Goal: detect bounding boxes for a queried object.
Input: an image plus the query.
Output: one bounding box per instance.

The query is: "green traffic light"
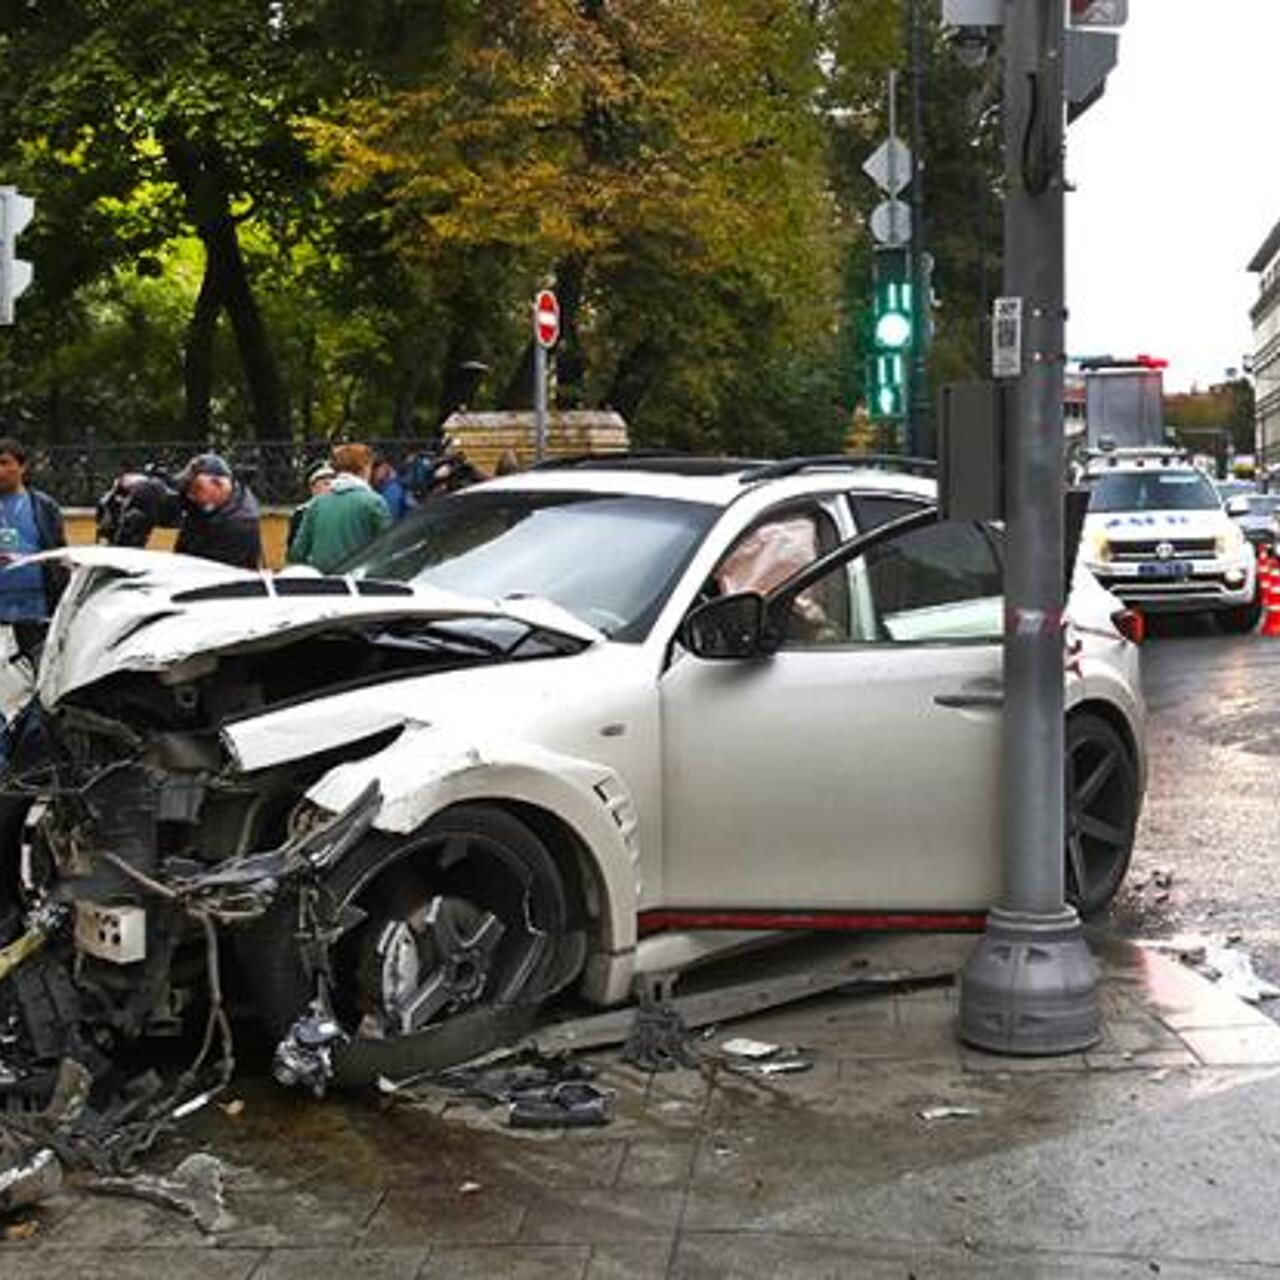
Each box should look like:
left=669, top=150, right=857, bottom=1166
left=875, top=311, right=911, bottom=349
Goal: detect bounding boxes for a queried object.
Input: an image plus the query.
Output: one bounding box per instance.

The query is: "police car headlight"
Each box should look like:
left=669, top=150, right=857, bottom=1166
left=1216, top=525, right=1245, bottom=557
left=1083, top=528, right=1111, bottom=563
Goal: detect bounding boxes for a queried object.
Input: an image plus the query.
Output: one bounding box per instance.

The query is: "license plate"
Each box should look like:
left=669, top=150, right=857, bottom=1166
left=1137, top=561, right=1190, bottom=579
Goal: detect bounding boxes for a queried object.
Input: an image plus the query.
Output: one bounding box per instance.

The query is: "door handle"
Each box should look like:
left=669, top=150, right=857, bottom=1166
left=934, top=690, right=1003, bottom=709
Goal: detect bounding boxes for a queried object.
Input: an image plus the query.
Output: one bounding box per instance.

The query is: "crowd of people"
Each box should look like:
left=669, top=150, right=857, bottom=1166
left=0, top=433, right=498, bottom=660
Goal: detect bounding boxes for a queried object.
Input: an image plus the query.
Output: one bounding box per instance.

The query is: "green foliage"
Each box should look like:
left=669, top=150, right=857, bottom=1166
left=0, top=0, right=989, bottom=460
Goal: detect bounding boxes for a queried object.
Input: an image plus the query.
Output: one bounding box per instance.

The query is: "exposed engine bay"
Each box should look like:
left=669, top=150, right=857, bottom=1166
left=0, top=585, right=595, bottom=1181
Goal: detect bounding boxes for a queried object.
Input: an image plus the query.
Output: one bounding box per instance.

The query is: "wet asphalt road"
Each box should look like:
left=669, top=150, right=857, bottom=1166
left=1108, top=613, right=1280, bottom=992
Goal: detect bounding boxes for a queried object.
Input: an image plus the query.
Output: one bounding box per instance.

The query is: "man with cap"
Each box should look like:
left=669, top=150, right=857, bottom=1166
left=286, top=461, right=335, bottom=557
left=173, top=453, right=263, bottom=569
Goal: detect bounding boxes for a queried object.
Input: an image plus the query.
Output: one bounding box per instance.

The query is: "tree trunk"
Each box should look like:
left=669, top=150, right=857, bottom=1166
left=162, top=131, right=291, bottom=443
left=552, top=256, right=586, bottom=409
left=183, top=259, right=221, bottom=439
left=499, top=341, right=536, bottom=411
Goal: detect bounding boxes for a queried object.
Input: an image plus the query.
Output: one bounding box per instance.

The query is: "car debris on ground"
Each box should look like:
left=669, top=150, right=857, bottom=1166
left=1140, top=936, right=1280, bottom=1004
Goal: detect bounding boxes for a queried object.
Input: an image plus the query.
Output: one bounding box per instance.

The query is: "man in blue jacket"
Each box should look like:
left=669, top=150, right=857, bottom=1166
left=0, top=435, right=67, bottom=653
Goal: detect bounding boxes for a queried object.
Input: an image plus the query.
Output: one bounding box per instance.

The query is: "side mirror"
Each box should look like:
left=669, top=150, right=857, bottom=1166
left=680, top=592, right=769, bottom=660
left=1226, top=495, right=1250, bottom=516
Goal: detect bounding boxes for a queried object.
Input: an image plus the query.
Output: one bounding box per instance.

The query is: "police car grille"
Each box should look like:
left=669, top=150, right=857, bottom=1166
left=1111, top=537, right=1217, bottom=561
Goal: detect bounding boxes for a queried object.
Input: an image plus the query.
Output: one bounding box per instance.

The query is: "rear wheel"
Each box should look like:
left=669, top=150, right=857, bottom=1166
left=253, top=803, right=571, bottom=1086
left=1064, top=713, right=1139, bottom=917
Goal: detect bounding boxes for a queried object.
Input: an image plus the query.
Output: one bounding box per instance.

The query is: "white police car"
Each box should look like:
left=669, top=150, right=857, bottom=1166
left=1079, top=448, right=1258, bottom=632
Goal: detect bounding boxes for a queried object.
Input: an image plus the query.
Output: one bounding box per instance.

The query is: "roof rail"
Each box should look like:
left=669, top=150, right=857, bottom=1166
left=528, top=451, right=765, bottom=477
left=529, top=449, right=688, bottom=471
left=738, top=454, right=937, bottom=485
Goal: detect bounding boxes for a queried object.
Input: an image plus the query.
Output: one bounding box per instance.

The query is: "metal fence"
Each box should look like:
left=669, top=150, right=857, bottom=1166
left=33, top=439, right=430, bottom=508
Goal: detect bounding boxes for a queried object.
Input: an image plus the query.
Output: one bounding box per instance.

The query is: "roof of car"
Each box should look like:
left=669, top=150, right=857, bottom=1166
left=476, top=457, right=938, bottom=507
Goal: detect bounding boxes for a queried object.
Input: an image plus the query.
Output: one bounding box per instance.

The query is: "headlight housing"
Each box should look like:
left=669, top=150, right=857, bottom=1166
left=1082, top=527, right=1111, bottom=564
left=1216, top=524, right=1245, bottom=557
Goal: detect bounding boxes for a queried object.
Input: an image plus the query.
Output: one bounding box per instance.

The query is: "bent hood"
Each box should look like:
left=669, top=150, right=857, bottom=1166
left=34, top=547, right=603, bottom=707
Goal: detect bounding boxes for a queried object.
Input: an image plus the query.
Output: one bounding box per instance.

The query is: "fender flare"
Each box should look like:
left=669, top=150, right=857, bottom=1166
left=303, top=724, right=640, bottom=963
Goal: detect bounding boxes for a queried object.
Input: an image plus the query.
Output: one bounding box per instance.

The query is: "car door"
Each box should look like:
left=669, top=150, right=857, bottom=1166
left=660, top=508, right=1005, bottom=912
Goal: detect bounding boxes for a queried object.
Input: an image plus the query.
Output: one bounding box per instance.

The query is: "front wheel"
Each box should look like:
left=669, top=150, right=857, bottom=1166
left=1064, top=713, right=1139, bottom=917
left=251, top=804, right=571, bottom=1086
left=1217, top=601, right=1262, bottom=634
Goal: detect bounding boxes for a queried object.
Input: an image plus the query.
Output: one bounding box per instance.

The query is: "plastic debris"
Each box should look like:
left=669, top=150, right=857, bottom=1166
left=1201, top=943, right=1280, bottom=1004
left=719, top=1037, right=780, bottom=1059
left=719, top=1039, right=814, bottom=1078
left=383, top=1047, right=617, bottom=1131
left=917, top=1105, right=981, bottom=1121
left=621, top=998, right=700, bottom=1072
left=507, top=1080, right=615, bottom=1129
left=273, top=1002, right=348, bottom=1097
left=458, top=1180, right=482, bottom=1195
left=0, top=1147, right=62, bottom=1212
left=85, top=1152, right=228, bottom=1234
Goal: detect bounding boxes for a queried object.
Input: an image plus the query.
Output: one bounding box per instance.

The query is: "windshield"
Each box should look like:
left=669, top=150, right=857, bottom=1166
left=1090, top=471, right=1221, bottom=513
left=344, top=489, right=719, bottom=641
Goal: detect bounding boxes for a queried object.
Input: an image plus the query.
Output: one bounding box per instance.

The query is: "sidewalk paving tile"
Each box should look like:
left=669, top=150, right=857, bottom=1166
left=614, top=1138, right=697, bottom=1187
left=365, top=1186, right=526, bottom=1247
left=667, top=1233, right=1277, bottom=1278
left=0, top=1246, right=264, bottom=1279
left=1176, top=1024, right=1280, bottom=1066
left=515, top=1185, right=684, bottom=1243
left=422, top=1243, right=588, bottom=1278
left=248, top=1246, right=428, bottom=1280
left=583, top=1240, right=676, bottom=1279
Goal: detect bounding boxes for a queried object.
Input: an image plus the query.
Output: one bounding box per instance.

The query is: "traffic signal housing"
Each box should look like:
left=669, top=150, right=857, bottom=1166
left=0, top=187, right=35, bottom=326
left=870, top=246, right=912, bottom=421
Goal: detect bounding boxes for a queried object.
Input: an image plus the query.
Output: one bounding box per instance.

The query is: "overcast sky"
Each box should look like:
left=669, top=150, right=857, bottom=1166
left=1065, top=0, right=1280, bottom=392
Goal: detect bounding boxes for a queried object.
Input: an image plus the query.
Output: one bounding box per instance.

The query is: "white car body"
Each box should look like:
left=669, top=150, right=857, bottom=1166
left=32, top=463, right=1146, bottom=1012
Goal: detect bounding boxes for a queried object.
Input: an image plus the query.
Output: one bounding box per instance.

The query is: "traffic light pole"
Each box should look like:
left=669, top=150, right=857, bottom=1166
left=958, top=0, right=1101, bottom=1055
left=907, top=0, right=930, bottom=457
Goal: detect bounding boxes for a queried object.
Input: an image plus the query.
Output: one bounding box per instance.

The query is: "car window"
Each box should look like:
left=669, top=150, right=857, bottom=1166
left=848, top=493, right=930, bottom=533
left=779, top=519, right=1003, bottom=647
left=710, top=506, right=850, bottom=646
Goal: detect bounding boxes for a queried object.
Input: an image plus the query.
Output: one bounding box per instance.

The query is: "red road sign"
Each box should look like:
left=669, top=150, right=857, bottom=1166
left=534, top=289, right=560, bottom=348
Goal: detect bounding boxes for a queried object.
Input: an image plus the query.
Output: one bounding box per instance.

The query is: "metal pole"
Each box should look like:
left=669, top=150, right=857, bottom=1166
left=907, top=0, right=930, bottom=457
left=534, top=341, right=548, bottom=463
left=958, top=0, right=1100, bottom=1056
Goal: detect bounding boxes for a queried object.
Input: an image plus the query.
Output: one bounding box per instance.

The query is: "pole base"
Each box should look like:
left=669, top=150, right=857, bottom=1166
left=958, top=907, right=1101, bottom=1055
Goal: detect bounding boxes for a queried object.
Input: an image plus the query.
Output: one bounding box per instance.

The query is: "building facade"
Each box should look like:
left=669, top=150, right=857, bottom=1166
left=1248, top=218, right=1280, bottom=479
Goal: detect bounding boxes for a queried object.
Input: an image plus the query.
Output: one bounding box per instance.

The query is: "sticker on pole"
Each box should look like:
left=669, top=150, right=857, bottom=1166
left=992, top=297, right=1023, bottom=379
left=534, top=289, right=560, bottom=349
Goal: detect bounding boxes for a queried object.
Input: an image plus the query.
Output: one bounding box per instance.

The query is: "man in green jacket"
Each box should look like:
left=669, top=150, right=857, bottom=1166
left=288, top=443, right=391, bottom=572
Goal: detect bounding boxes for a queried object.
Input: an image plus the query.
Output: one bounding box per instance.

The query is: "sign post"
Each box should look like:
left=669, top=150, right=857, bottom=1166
left=533, top=289, right=560, bottom=463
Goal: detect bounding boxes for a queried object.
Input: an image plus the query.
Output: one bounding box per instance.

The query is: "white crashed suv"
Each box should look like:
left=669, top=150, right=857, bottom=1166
left=1079, top=448, right=1258, bottom=632
left=5, top=458, right=1147, bottom=1085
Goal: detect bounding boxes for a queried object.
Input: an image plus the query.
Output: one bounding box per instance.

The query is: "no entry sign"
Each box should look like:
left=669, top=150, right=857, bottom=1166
left=534, top=289, right=560, bottom=348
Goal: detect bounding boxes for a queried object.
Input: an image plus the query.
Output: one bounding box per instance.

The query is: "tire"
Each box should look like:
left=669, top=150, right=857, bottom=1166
left=250, top=803, right=570, bottom=1086
left=1217, top=601, right=1261, bottom=634
left=1064, top=712, right=1139, bottom=917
